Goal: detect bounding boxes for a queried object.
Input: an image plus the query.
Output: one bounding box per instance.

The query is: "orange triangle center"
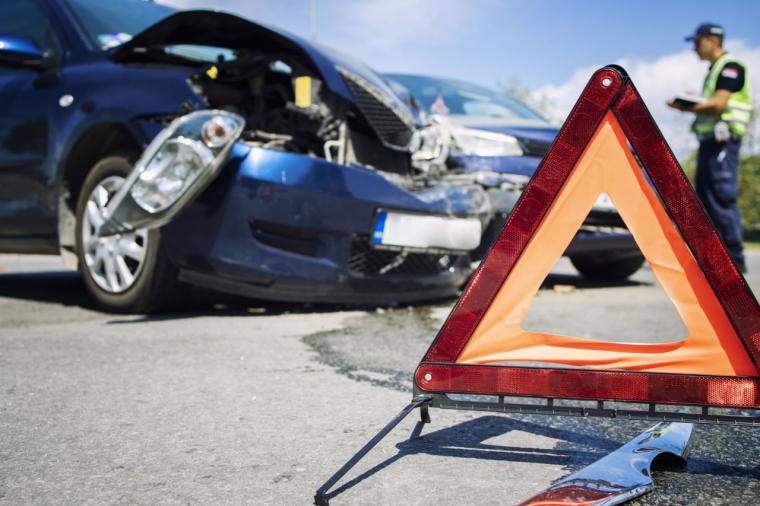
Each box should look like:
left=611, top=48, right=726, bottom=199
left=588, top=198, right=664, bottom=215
left=456, top=112, right=756, bottom=377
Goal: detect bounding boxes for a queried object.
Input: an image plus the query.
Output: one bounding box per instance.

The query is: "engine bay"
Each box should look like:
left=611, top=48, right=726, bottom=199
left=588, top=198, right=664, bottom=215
left=186, top=50, right=450, bottom=184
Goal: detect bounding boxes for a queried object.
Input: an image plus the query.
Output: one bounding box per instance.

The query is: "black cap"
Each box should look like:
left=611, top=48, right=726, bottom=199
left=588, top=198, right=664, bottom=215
left=685, top=22, right=725, bottom=41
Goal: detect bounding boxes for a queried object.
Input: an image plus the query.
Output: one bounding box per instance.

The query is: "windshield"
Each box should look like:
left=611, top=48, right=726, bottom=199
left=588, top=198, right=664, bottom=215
left=65, top=0, right=175, bottom=50
left=386, top=74, right=546, bottom=121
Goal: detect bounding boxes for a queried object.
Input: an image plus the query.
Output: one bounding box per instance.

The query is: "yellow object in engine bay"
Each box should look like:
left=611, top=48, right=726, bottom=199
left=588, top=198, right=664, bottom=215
left=294, top=76, right=312, bottom=108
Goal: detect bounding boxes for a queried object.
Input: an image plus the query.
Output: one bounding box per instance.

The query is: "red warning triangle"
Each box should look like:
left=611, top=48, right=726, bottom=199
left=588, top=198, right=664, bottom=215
left=415, top=66, right=760, bottom=409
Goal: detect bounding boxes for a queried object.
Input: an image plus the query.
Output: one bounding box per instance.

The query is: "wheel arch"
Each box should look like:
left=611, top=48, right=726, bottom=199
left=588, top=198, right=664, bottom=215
left=58, top=123, right=143, bottom=267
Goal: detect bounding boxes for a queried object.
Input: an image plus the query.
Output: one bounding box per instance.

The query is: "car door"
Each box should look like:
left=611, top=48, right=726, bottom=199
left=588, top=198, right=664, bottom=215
left=0, top=0, right=64, bottom=252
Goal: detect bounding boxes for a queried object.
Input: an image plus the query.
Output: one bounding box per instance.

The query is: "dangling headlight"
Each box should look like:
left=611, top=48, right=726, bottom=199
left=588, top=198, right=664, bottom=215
left=450, top=126, right=523, bottom=157
left=130, top=111, right=244, bottom=213
left=98, top=110, right=245, bottom=235
left=130, top=137, right=215, bottom=213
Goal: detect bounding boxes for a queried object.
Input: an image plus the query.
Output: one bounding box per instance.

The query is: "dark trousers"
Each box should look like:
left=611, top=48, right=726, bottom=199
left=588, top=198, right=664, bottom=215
left=695, top=138, right=744, bottom=264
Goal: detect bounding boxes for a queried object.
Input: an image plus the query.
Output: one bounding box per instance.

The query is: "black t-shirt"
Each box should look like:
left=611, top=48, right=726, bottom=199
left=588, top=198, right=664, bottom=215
left=714, top=61, right=746, bottom=92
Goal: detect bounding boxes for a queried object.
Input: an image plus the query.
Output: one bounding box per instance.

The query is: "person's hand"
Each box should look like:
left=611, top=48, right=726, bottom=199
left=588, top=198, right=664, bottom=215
left=667, top=97, right=685, bottom=111
left=667, top=97, right=694, bottom=112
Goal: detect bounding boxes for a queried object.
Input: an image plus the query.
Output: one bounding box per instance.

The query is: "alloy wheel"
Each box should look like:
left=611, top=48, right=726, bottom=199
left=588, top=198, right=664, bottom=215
left=81, top=176, right=149, bottom=293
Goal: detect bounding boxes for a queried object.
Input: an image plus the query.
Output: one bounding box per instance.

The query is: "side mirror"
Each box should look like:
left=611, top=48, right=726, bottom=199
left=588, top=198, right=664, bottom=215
left=0, top=35, right=54, bottom=71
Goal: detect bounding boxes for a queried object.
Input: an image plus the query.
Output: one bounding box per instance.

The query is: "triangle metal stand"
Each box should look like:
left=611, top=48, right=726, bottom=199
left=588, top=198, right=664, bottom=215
left=314, top=395, right=432, bottom=506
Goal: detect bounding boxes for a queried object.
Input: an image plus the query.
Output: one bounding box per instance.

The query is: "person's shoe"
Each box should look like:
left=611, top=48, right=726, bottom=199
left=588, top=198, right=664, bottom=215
left=736, top=258, right=747, bottom=274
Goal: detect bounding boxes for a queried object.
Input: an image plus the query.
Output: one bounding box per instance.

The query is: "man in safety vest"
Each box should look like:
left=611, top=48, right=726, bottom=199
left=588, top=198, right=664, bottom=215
left=668, top=22, right=752, bottom=273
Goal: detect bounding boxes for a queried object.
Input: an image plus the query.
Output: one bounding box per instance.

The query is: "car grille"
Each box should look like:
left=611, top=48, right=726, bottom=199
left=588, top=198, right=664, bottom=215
left=337, top=67, right=414, bottom=149
left=249, top=219, right=322, bottom=257
left=348, top=235, right=460, bottom=276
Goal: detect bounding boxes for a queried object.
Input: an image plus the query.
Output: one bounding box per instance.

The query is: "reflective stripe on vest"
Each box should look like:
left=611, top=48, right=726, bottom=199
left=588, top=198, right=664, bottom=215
left=692, top=53, right=753, bottom=137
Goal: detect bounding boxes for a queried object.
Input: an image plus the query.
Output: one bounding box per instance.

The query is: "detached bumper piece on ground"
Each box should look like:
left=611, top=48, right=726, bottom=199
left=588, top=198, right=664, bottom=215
left=518, top=422, right=693, bottom=506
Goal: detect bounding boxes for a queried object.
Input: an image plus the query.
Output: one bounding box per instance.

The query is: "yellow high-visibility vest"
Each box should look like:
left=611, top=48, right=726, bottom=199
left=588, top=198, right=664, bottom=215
left=692, top=53, right=753, bottom=137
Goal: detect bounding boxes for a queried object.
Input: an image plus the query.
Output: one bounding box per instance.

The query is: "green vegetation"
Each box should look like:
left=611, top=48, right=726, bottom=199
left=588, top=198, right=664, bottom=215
left=680, top=150, right=697, bottom=183
left=746, top=229, right=760, bottom=249
left=738, top=155, right=760, bottom=233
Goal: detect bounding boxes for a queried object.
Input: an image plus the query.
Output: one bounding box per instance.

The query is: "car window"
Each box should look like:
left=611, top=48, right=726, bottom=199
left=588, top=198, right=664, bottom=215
left=386, top=74, right=546, bottom=121
left=163, top=45, right=236, bottom=63
left=65, top=0, right=175, bottom=50
left=462, top=99, right=522, bottom=118
left=0, top=0, right=57, bottom=78
left=0, top=0, right=53, bottom=51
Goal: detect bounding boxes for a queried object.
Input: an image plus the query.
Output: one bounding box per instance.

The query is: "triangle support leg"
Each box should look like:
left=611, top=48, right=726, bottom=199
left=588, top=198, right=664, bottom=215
left=420, top=403, right=431, bottom=424
left=314, top=395, right=433, bottom=506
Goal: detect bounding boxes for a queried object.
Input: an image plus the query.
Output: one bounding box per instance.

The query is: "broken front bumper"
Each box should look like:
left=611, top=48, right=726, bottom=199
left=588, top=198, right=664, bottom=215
left=157, top=144, right=491, bottom=303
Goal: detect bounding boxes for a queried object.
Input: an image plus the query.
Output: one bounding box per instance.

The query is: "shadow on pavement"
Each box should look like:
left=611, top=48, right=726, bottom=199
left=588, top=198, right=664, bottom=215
left=0, top=269, right=443, bottom=320
left=0, top=267, right=648, bottom=321
left=0, top=269, right=321, bottom=317
left=0, top=270, right=97, bottom=310
left=106, top=294, right=346, bottom=324
left=325, top=415, right=755, bottom=503
left=541, top=271, right=649, bottom=289
left=325, top=415, right=620, bottom=501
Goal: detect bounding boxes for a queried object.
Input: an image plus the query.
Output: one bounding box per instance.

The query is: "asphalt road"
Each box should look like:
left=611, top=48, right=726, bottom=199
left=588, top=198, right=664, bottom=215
left=1, top=252, right=759, bottom=505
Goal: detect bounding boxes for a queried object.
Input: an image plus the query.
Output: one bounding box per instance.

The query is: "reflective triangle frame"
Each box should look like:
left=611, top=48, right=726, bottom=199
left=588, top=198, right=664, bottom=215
left=415, top=65, right=760, bottom=415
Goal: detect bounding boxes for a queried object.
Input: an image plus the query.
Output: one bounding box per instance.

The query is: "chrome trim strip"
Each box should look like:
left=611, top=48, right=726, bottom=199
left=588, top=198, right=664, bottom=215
left=519, top=422, right=693, bottom=506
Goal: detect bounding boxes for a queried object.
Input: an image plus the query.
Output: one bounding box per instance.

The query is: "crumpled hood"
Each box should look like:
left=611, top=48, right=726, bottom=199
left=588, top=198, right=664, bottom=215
left=112, top=10, right=412, bottom=120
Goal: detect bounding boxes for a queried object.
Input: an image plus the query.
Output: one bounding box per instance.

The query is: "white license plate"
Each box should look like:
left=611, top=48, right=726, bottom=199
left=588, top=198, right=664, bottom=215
left=372, top=210, right=482, bottom=251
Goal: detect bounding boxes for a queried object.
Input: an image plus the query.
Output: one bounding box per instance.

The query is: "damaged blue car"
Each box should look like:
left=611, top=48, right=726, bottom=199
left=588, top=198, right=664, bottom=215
left=385, top=73, right=644, bottom=280
left=0, top=0, right=490, bottom=312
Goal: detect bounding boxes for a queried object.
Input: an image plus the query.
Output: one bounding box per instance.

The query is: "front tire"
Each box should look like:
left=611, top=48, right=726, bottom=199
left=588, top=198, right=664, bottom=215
left=75, top=153, right=177, bottom=313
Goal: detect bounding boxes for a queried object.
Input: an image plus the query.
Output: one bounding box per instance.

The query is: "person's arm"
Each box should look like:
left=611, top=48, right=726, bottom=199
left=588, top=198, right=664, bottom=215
left=691, top=90, right=731, bottom=114
left=667, top=62, right=744, bottom=114
left=667, top=90, right=730, bottom=113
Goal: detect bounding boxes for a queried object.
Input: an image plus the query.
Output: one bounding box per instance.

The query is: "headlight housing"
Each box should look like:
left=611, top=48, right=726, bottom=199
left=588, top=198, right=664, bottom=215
left=450, top=126, right=523, bottom=157
left=130, top=110, right=244, bottom=213
left=130, top=137, right=215, bottom=213
left=98, top=110, right=245, bottom=235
